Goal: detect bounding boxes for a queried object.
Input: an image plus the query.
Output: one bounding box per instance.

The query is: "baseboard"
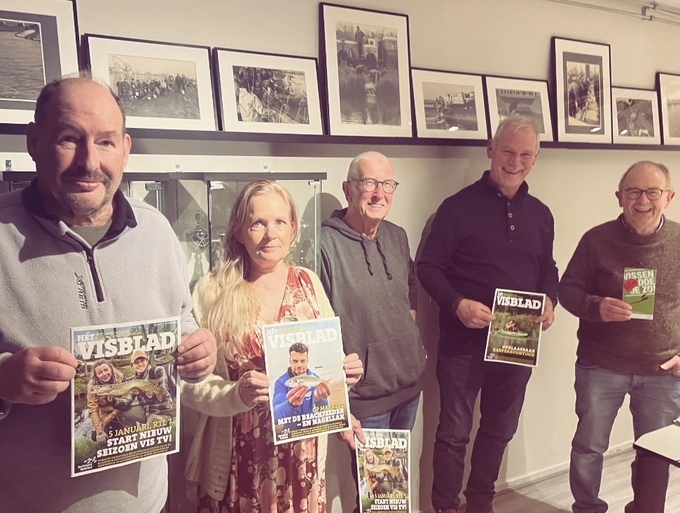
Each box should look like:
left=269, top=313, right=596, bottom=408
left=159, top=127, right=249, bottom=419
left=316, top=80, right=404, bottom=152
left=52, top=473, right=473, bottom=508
left=496, top=440, right=634, bottom=494
left=416, top=441, right=634, bottom=513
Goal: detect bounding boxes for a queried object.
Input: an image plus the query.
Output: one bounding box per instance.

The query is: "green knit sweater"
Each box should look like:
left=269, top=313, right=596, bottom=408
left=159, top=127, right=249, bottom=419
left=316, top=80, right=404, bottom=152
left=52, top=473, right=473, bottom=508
left=559, top=215, right=680, bottom=375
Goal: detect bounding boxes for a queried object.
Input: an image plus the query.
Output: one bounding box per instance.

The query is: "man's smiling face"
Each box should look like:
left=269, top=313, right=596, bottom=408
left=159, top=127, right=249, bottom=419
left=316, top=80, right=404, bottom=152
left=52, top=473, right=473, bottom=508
left=486, top=127, right=539, bottom=199
left=616, top=163, right=675, bottom=235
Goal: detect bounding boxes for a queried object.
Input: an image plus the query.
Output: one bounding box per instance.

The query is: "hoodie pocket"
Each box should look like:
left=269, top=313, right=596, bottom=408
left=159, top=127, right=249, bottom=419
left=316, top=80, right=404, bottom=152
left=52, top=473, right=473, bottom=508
left=354, top=330, right=427, bottom=399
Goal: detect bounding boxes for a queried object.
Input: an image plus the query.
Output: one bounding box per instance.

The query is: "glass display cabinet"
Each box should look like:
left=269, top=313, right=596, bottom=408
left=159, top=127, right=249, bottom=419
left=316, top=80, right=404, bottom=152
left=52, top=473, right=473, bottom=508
left=1, top=171, right=325, bottom=287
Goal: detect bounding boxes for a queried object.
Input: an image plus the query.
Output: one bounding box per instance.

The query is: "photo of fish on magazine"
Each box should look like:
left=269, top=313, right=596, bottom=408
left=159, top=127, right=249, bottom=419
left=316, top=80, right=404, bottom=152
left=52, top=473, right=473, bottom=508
left=70, top=317, right=180, bottom=477
left=263, top=316, right=351, bottom=445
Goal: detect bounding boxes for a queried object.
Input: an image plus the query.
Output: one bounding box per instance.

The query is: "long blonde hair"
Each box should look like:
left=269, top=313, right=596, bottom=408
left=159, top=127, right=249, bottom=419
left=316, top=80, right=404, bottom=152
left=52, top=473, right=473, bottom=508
left=197, top=180, right=299, bottom=351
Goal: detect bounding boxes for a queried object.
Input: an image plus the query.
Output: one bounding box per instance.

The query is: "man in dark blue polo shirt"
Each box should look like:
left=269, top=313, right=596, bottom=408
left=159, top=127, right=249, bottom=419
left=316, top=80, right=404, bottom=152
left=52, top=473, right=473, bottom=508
left=418, top=116, right=559, bottom=513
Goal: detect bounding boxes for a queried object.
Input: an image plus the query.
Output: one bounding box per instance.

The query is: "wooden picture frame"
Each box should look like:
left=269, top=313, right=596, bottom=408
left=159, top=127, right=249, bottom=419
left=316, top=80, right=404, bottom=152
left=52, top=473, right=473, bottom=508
left=484, top=76, right=553, bottom=141
left=411, top=68, right=487, bottom=140
left=83, top=34, right=217, bottom=131
left=214, top=48, right=323, bottom=135
left=0, top=0, right=79, bottom=124
left=611, top=87, right=660, bottom=145
left=319, top=3, right=413, bottom=137
left=552, top=37, right=612, bottom=143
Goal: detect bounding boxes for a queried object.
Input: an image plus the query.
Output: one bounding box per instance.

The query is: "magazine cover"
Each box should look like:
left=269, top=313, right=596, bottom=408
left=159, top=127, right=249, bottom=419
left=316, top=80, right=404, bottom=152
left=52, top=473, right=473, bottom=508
left=484, top=288, right=546, bottom=367
left=356, top=428, right=410, bottom=513
left=71, top=317, right=180, bottom=477
left=622, top=267, right=656, bottom=320
left=263, top=316, right=350, bottom=445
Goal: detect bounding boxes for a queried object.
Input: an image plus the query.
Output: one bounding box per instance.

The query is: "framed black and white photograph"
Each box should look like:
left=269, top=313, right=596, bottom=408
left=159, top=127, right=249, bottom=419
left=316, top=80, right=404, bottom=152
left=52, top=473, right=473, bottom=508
left=411, top=68, right=487, bottom=140
left=0, top=0, right=79, bottom=124
left=657, top=72, right=680, bottom=145
left=484, top=76, right=553, bottom=141
left=552, top=37, right=612, bottom=143
left=84, top=34, right=217, bottom=131
left=611, top=87, right=660, bottom=145
left=320, top=3, right=413, bottom=137
left=214, top=48, right=323, bottom=135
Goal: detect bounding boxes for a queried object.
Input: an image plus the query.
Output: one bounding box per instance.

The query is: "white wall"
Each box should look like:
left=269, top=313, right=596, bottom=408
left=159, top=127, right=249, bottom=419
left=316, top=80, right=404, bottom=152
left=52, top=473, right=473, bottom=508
left=3, top=1, right=680, bottom=511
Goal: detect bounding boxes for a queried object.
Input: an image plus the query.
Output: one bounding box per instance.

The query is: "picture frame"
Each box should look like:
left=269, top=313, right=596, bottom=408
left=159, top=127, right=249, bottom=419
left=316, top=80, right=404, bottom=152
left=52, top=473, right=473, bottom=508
left=83, top=34, right=217, bottom=131
left=611, top=87, right=660, bottom=145
left=552, top=37, right=612, bottom=143
left=411, top=68, right=487, bottom=140
left=0, top=0, right=79, bottom=124
left=484, top=76, right=553, bottom=142
left=214, top=48, right=323, bottom=135
left=319, top=3, right=413, bottom=137
left=657, top=72, right=680, bottom=145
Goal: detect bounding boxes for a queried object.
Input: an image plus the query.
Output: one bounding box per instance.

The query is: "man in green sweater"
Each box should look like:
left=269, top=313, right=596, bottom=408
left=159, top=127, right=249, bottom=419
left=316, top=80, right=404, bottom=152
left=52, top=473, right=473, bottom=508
left=559, top=161, right=680, bottom=513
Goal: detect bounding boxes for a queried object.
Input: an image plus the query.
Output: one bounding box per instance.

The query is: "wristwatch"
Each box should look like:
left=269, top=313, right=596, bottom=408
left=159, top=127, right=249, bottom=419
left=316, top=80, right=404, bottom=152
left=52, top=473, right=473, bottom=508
left=0, top=399, right=11, bottom=420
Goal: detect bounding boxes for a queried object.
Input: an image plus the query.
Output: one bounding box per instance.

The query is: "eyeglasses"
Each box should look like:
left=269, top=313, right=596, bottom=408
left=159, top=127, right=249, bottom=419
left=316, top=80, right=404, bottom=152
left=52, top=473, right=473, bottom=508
left=351, top=178, right=399, bottom=194
left=623, top=188, right=670, bottom=200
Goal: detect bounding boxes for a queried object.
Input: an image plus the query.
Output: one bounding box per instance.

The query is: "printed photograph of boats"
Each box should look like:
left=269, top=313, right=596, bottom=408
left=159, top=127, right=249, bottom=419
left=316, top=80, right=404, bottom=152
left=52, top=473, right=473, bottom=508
left=485, top=288, right=546, bottom=367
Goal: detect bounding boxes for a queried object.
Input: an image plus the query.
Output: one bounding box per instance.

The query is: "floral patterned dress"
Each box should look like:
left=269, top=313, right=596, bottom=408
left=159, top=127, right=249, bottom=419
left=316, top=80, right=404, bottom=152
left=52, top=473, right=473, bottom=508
left=198, top=267, right=327, bottom=513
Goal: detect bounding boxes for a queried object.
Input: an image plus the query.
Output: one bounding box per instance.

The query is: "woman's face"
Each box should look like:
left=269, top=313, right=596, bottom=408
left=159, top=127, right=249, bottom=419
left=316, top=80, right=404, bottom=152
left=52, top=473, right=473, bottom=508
left=94, top=363, right=112, bottom=383
left=239, top=192, right=295, bottom=272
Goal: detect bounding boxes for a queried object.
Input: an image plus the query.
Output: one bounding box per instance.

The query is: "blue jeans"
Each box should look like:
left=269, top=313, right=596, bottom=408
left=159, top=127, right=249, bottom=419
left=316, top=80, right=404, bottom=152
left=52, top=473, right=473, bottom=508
left=432, top=335, right=532, bottom=512
left=570, top=358, right=680, bottom=513
left=357, top=393, right=420, bottom=430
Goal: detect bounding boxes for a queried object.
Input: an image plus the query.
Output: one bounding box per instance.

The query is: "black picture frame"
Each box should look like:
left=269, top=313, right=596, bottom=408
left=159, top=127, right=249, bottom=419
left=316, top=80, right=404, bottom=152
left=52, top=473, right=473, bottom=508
left=484, top=75, right=553, bottom=141
left=657, top=72, right=680, bottom=145
left=552, top=37, right=612, bottom=143
left=214, top=48, right=323, bottom=135
left=611, top=86, right=660, bottom=145
left=0, top=0, right=79, bottom=124
left=319, top=2, right=413, bottom=137
left=83, top=34, right=218, bottom=131
left=411, top=68, right=488, bottom=140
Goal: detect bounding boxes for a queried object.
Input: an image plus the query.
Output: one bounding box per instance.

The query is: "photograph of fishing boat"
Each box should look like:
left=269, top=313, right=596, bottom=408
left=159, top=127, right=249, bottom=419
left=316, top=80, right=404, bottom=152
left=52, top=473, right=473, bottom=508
left=411, top=68, right=487, bottom=139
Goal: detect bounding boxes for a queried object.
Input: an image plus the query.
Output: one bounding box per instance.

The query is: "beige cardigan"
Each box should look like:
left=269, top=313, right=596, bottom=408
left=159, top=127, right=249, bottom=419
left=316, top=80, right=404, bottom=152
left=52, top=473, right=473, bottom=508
left=182, top=267, right=335, bottom=501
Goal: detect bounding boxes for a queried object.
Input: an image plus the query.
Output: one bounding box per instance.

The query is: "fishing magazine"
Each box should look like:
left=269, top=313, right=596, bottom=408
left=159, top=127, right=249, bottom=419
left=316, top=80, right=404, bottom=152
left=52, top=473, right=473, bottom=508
left=263, top=316, right=351, bottom=445
left=356, top=428, right=411, bottom=513
left=70, top=317, right=181, bottom=477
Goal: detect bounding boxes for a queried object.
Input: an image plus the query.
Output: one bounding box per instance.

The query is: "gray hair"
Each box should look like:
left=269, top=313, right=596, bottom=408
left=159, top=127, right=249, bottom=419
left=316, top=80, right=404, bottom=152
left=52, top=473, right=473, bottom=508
left=491, top=116, right=540, bottom=152
left=618, top=161, right=672, bottom=191
left=346, top=151, right=389, bottom=181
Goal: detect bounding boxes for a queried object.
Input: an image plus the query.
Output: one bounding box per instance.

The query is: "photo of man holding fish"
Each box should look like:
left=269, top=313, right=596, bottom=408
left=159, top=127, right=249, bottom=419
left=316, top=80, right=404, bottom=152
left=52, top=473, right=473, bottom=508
left=273, top=342, right=330, bottom=420
left=264, top=316, right=351, bottom=444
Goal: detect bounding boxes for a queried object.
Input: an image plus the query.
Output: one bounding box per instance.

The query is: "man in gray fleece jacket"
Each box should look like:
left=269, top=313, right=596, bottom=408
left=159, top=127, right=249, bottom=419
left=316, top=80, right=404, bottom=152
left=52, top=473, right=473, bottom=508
left=320, top=152, right=427, bottom=429
left=0, top=76, right=216, bottom=513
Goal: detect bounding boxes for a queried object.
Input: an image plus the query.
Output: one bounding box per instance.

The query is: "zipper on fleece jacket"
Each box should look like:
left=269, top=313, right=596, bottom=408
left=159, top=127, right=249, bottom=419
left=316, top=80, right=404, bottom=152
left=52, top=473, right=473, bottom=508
left=85, top=247, right=105, bottom=303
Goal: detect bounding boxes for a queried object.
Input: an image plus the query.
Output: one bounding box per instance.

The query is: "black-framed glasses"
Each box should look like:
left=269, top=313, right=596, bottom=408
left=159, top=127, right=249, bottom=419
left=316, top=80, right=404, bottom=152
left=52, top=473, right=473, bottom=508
left=351, top=178, right=399, bottom=194
left=623, top=188, right=670, bottom=200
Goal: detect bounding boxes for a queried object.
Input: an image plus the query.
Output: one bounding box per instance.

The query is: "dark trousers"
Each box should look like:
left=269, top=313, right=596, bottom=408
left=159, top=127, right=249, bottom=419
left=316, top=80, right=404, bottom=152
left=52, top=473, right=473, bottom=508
left=431, top=335, right=532, bottom=512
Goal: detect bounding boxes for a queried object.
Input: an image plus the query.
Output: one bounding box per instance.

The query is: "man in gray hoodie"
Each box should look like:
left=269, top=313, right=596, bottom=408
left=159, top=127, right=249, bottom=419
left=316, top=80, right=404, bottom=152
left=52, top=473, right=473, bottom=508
left=320, top=151, right=426, bottom=430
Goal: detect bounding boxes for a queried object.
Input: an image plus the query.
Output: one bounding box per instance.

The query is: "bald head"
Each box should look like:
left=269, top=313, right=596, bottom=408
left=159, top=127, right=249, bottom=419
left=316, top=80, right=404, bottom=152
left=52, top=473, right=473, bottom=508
left=34, top=76, right=127, bottom=133
left=346, top=151, right=392, bottom=181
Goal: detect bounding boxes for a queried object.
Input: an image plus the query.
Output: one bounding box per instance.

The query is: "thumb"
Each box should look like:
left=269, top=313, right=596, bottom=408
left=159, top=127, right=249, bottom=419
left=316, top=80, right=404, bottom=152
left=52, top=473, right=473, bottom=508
left=660, top=355, right=680, bottom=370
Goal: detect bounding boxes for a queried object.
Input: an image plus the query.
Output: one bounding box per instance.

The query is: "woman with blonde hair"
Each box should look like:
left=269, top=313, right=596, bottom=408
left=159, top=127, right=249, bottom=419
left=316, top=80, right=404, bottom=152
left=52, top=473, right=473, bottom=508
left=86, top=359, right=124, bottom=443
left=183, top=180, right=363, bottom=513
